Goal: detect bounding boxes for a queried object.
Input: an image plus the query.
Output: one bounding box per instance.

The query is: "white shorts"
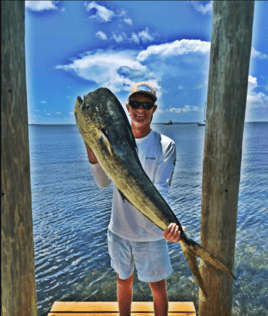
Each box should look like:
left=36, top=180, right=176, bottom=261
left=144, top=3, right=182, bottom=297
left=107, top=229, right=173, bottom=283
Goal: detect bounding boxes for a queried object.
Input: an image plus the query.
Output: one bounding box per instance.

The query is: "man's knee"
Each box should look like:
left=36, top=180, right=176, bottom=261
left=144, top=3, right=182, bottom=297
left=117, top=274, right=133, bottom=285
left=149, top=279, right=166, bottom=293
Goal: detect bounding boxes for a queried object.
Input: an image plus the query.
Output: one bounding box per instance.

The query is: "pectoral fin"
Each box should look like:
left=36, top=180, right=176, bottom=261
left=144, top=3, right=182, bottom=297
left=118, top=189, right=135, bottom=207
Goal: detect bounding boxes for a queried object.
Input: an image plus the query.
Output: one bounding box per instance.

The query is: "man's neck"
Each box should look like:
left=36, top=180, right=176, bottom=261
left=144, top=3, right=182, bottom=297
left=131, top=122, right=151, bottom=139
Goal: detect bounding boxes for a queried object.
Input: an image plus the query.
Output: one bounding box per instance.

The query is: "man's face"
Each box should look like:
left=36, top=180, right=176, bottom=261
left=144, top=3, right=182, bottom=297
left=126, top=94, right=157, bottom=125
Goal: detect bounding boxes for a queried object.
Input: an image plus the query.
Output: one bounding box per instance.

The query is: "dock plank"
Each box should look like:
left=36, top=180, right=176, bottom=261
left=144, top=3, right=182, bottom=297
left=48, top=314, right=195, bottom=316
left=48, top=301, right=196, bottom=315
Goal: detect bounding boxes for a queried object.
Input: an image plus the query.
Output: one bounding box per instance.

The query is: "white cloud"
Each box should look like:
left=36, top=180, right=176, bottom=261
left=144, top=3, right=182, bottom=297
left=167, top=105, right=199, bottom=113
left=25, top=1, right=58, bottom=11
left=109, top=29, right=155, bottom=44
left=138, top=27, right=155, bottom=43
left=85, top=1, right=115, bottom=23
left=56, top=112, right=61, bottom=115
left=251, top=47, right=268, bottom=60
left=190, top=1, right=213, bottom=15
left=118, top=9, right=127, bottom=16
left=56, top=49, right=149, bottom=93
left=248, top=92, right=268, bottom=107
left=40, top=100, right=47, bottom=104
left=124, top=18, right=132, bottom=25
left=247, top=76, right=268, bottom=108
left=111, top=32, right=127, bottom=43
left=194, top=83, right=206, bottom=89
left=130, top=33, right=140, bottom=44
left=248, top=75, right=257, bottom=89
left=56, top=39, right=212, bottom=102
left=137, top=39, right=210, bottom=61
left=46, top=113, right=51, bottom=115
left=96, top=31, right=108, bottom=40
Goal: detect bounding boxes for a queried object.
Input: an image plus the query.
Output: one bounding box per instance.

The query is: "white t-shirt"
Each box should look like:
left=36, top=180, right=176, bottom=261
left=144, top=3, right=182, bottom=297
left=90, top=129, right=176, bottom=242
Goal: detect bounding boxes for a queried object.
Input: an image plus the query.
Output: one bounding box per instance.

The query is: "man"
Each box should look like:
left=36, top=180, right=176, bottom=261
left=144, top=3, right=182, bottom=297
left=85, top=82, right=181, bottom=316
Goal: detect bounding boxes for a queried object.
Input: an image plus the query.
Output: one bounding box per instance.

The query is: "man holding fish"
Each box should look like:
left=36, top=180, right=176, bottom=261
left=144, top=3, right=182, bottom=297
left=84, top=82, right=181, bottom=316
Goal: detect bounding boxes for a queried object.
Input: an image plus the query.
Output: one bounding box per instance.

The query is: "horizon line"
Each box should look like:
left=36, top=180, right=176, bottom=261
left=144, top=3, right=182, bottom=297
left=28, top=121, right=268, bottom=126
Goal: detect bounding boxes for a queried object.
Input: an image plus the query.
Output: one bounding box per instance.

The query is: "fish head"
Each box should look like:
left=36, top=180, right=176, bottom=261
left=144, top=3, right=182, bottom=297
left=74, top=87, right=132, bottom=139
left=74, top=92, right=108, bottom=134
left=74, top=87, right=137, bottom=158
left=74, top=88, right=123, bottom=132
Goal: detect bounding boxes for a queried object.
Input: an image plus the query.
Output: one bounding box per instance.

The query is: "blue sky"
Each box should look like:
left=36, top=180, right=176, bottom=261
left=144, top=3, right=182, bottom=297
left=25, top=1, right=268, bottom=124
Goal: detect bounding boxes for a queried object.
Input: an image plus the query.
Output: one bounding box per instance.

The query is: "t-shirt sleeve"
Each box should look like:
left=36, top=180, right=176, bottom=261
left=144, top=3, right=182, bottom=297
left=153, top=141, right=176, bottom=201
left=90, top=163, right=112, bottom=188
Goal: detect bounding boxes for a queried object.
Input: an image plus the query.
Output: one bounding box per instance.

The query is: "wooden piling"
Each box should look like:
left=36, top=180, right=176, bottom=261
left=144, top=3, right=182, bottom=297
left=199, top=1, right=254, bottom=315
left=1, top=1, right=37, bottom=315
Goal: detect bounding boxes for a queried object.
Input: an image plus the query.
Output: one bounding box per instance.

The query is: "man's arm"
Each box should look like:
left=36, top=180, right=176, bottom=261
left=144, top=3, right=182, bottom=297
left=84, top=141, right=111, bottom=188
left=154, top=140, right=176, bottom=202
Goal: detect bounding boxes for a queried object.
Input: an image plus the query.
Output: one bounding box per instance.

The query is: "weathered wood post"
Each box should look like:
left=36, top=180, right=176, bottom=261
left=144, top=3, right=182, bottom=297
left=1, top=1, right=38, bottom=315
left=199, top=1, right=254, bottom=315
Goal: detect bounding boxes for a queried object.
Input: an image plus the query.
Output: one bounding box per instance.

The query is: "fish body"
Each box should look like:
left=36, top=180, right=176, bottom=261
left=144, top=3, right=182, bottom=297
left=74, top=87, right=235, bottom=299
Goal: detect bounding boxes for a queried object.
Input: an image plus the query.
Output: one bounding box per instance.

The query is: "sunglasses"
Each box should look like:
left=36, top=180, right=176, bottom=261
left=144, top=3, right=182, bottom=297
left=129, top=99, right=155, bottom=110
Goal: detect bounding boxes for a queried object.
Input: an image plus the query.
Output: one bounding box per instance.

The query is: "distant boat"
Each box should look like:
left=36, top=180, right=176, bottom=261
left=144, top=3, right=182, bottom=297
left=197, top=103, right=206, bottom=126
left=164, top=120, right=173, bottom=125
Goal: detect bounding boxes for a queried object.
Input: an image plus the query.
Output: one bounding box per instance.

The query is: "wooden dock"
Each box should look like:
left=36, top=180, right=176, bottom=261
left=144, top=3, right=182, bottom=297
left=48, top=301, right=196, bottom=315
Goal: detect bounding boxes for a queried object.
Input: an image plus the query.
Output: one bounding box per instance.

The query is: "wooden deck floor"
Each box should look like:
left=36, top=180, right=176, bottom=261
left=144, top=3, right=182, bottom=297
left=48, top=301, right=196, bottom=316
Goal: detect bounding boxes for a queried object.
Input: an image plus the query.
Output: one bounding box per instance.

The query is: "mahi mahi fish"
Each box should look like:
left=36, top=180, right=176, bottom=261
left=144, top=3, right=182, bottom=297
left=74, top=87, right=235, bottom=299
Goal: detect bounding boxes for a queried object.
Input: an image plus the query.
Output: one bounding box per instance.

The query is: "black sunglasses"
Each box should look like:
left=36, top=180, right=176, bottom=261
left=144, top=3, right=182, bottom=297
left=129, top=99, right=155, bottom=110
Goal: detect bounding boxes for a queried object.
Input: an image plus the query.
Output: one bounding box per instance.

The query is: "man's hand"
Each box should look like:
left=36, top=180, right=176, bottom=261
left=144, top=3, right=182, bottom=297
left=163, top=223, right=185, bottom=242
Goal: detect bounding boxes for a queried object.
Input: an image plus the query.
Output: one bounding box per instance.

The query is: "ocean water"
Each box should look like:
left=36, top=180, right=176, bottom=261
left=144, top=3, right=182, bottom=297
left=28, top=122, right=268, bottom=316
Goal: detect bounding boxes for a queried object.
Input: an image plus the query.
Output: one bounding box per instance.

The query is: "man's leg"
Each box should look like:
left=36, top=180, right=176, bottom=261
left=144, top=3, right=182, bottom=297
left=117, top=274, right=134, bottom=316
left=149, top=279, right=168, bottom=316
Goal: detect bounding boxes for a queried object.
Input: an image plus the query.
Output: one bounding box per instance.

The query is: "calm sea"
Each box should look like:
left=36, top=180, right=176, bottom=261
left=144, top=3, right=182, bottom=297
left=28, top=122, right=268, bottom=316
